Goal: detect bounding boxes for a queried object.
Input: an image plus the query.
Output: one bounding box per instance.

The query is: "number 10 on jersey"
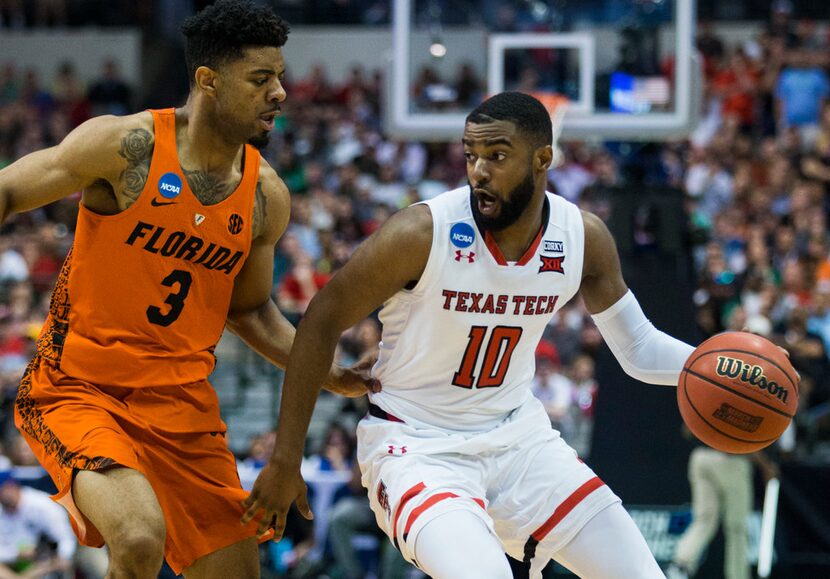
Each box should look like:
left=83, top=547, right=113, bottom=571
left=452, top=325, right=523, bottom=389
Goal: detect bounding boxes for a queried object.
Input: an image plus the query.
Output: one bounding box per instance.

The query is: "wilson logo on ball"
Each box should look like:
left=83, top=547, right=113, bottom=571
left=715, top=356, right=789, bottom=404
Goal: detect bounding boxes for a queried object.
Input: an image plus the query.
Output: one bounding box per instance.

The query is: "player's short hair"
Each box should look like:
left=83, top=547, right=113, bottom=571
left=466, top=92, right=552, bottom=150
left=181, top=0, right=290, bottom=86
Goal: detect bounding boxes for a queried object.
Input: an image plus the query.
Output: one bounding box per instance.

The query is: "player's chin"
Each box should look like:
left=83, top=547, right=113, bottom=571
left=248, top=132, right=271, bottom=149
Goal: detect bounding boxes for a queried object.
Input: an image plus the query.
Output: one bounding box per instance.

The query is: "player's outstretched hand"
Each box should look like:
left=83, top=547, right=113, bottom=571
left=325, top=350, right=381, bottom=398
left=241, top=461, right=312, bottom=540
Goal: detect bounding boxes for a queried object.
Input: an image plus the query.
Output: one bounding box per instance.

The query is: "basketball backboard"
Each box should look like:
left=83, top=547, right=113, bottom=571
left=385, top=0, right=701, bottom=142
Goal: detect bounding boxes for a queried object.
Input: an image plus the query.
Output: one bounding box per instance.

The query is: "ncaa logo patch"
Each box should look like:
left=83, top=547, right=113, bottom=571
left=158, top=172, right=183, bottom=199
left=228, top=213, right=244, bottom=235
left=450, top=222, right=475, bottom=248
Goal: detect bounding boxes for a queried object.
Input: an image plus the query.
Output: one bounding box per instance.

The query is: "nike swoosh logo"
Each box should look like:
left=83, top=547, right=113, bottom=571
left=151, top=198, right=177, bottom=207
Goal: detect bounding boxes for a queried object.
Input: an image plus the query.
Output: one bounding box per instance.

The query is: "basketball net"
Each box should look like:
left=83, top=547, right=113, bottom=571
left=529, top=92, right=568, bottom=168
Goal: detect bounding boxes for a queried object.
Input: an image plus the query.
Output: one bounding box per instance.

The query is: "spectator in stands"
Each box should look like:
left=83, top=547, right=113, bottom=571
left=800, top=102, right=830, bottom=189
left=293, top=63, right=336, bottom=105
left=568, top=353, right=598, bottom=458
left=695, top=21, right=725, bottom=81
left=0, top=469, right=76, bottom=577
left=775, top=50, right=830, bottom=150
left=87, top=59, right=132, bottom=117
left=277, top=252, right=330, bottom=323
left=369, top=163, right=408, bottom=208
left=766, top=0, right=798, bottom=48
left=684, top=149, right=734, bottom=221
left=454, top=62, right=483, bottom=109
left=33, top=0, right=66, bottom=28
left=288, top=196, right=323, bottom=259
left=328, top=461, right=410, bottom=579
left=541, top=305, right=582, bottom=367
left=531, top=341, right=573, bottom=435
left=0, top=0, right=24, bottom=29
left=0, top=237, right=27, bottom=283
left=711, top=49, right=760, bottom=133
left=776, top=307, right=827, bottom=411
left=237, top=431, right=276, bottom=492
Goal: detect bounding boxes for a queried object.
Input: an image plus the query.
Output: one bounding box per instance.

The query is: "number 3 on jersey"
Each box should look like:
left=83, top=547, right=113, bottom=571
left=452, top=325, right=523, bottom=389
left=147, top=269, right=192, bottom=327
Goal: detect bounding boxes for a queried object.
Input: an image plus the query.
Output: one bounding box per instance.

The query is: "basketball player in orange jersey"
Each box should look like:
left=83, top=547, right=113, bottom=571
left=0, top=1, right=374, bottom=577
left=244, top=92, right=700, bottom=578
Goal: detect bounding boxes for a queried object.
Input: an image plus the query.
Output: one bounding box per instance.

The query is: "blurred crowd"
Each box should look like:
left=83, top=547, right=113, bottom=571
left=0, top=3, right=830, bottom=577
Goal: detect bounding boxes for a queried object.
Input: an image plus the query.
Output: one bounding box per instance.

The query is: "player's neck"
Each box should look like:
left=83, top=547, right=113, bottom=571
left=176, top=103, right=244, bottom=172
left=487, top=193, right=546, bottom=261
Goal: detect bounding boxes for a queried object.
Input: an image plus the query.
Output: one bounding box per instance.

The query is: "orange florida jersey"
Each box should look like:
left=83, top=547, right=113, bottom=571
left=369, top=187, right=585, bottom=431
left=37, top=109, right=259, bottom=387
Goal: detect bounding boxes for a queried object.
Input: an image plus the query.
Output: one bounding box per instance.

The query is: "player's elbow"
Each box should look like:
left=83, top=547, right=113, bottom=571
left=301, top=291, right=351, bottom=338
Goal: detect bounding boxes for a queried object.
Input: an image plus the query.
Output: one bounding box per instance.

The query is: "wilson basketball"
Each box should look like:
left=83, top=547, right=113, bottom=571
left=678, top=332, right=798, bottom=454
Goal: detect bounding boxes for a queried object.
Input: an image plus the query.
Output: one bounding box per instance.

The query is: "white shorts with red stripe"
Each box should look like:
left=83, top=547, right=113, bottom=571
left=357, top=397, right=620, bottom=569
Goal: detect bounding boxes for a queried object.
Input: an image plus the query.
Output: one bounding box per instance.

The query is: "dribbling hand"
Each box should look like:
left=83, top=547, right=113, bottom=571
left=241, top=461, right=313, bottom=540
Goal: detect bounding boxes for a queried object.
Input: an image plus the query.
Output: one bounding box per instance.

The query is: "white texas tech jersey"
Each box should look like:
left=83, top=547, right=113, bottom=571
left=370, top=187, right=585, bottom=431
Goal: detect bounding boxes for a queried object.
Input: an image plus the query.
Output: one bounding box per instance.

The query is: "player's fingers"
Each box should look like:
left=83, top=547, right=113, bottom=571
left=241, top=492, right=255, bottom=509
left=240, top=500, right=261, bottom=524
left=297, top=491, right=314, bottom=520
left=256, top=511, right=275, bottom=537
left=271, top=511, right=288, bottom=541
left=369, top=378, right=382, bottom=393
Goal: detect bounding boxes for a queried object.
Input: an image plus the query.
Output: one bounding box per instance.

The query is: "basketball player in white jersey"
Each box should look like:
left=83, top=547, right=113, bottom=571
left=244, top=92, right=696, bottom=578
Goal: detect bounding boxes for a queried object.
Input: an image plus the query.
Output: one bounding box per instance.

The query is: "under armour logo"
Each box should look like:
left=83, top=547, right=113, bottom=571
left=387, top=445, right=407, bottom=455
left=539, top=255, right=565, bottom=273
left=455, top=250, right=475, bottom=263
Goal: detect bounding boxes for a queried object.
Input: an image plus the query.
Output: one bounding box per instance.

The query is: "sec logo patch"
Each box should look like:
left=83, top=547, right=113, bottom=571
left=228, top=213, right=244, bottom=235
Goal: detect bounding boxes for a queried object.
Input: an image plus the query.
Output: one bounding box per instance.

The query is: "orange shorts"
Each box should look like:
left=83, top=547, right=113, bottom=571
left=14, top=356, right=263, bottom=574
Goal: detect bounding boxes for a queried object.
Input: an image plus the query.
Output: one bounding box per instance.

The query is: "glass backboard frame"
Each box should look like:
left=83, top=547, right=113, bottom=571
left=385, top=0, right=701, bottom=142
left=487, top=33, right=595, bottom=116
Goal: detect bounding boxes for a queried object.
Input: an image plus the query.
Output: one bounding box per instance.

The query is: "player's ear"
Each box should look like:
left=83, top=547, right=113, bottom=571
left=194, top=66, right=218, bottom=97
left=536, top=145, right=553, bottom=172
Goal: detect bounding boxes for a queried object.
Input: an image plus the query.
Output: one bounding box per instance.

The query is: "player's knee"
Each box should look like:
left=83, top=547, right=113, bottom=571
left=108, top=518, right=166, bottom=568
left=413, top=511, right=512, bottom=579
left=419, top=548, right=511, bottom=579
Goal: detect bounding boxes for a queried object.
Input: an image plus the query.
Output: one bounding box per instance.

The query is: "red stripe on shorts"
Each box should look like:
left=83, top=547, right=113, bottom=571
left=403, top=492, right=459, bottom=536
left=402, top=493, right=486, bottom=537
left=393, top=482, right=426, bottom=540
left=530, top=476, right=605, bottom=542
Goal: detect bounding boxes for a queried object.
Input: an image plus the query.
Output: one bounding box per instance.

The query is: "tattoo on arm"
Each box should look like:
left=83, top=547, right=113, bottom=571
left=252, top=182, right=267, bottom=237
left=183, top=168, right=230, bottom=205
left=117, top=129, right=153, bottom=206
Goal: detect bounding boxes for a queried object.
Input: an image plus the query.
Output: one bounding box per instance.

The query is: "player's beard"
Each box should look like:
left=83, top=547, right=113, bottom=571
left=469, top=169, right=535, bottom=232
left=248, top=132, right=271, bottom=149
